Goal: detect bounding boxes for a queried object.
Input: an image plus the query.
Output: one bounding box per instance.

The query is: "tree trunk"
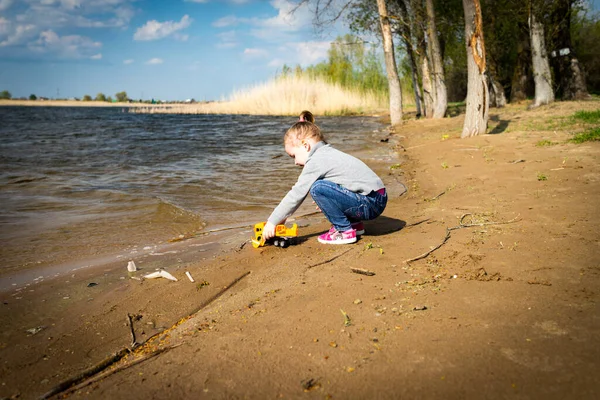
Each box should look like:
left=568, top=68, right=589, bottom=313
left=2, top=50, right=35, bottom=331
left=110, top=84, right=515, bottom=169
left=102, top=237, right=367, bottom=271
left=411, top=0, right=433, bottom=117
left=397, top=0, right=423, bottom=117
left=421, top=55, right=434, bottom=117
left=377, top=0, right=403, bottom=125
left=461, top=0, right=489, bottom=138
left=548, top=0, right=589, bottom=100
left=488, top=61, right=506, bottom=107
left=425, top=0, right=447, bottom=118
left=510, top=22, right=534, bottom=102
left=529, top=3, right=554, bottom=107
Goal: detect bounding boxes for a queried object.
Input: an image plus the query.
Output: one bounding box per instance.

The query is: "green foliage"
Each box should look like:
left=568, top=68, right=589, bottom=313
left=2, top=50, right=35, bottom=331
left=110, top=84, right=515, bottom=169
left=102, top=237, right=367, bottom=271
left=284, top=34, right=388, bottom=97
left=0, top=90, right=11, bottom=99
left=115, top=91, right=128, bottom=102
left=106, top=96, right=113, bottom=103
left=29, top=94, right=37, bottom=100
left=537, top=172, right=548, bottom=181
left=570, top=127, right=600, bottom=143
left=572, top=109, right=600, bottom=124
left=83, top=94, right=92, bottom=101
left=95, top=92, right=107, bottom=102
left=571, top=3, right=600, bottom=94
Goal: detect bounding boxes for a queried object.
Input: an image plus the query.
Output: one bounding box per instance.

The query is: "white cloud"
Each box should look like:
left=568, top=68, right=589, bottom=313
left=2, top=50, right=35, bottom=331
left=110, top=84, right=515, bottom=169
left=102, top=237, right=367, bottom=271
left=28, top=29, right=102, bottom=58
left=291, top=40, right=330, bottom=64
left=187, top=0, right=249, bottom=3
left=216, top=30, right=238, bottom=48
left=212, top=15, right=243, bottom=28
left=0, top=0, right=13, bottom=12
left=123, top=58, right=134, bottom=64
left=268, top=58, right=284, bottom=67
left=90, top=53, right=102, bottom=59
left=243, top=48, right=269, bottom=60
left=0, top=17, right=38, bottom=47
left=146, top=57, right=163, bottom=65
left=15, top=0, right=136, bottom=30
left=213, top=1, right=313, bottom=42
left=134, top=15, right=192, bottom=41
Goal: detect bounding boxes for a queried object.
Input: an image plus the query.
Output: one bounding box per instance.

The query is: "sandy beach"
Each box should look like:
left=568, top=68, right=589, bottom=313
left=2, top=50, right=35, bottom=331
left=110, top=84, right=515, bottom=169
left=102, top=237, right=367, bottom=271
left=1, top=100, right=599, bottom=399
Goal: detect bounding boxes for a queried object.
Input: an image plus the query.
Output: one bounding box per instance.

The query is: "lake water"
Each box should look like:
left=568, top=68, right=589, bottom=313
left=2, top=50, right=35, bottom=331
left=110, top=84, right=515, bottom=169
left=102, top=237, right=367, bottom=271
left=0, top=107, right=395, bottom=278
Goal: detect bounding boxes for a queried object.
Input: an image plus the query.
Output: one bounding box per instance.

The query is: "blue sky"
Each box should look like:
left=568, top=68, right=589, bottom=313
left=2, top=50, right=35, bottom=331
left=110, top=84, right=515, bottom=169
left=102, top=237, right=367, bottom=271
left=1, top=0, right=599, bottom=101
left=0, top=0, right=348, bottom=101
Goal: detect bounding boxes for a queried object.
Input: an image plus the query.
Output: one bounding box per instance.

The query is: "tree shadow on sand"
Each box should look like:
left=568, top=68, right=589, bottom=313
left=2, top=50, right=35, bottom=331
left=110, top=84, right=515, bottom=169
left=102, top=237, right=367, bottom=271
left=489, top=115, right=510, bottom=134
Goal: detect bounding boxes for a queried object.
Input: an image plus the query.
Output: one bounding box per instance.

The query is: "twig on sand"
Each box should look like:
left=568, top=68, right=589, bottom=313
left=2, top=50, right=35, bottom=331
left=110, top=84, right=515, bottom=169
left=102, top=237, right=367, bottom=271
left=404, top=214, right=521, bottom=264
left=405, top=230, right=452, bottom=264
left=40, top=349, right=131, bottom=399
left=59, top=344, right=181, bottom=398
left=308, top=249, right=353, bottom=269
left=127, top=313, right=139, bottom=349
left=448, top=213, right=521, bottom=231
left=426, top=191, right=446, bottom=201
left=350, top=268, right=376, bottom=276
left=41, top=271, right=251, bottom=399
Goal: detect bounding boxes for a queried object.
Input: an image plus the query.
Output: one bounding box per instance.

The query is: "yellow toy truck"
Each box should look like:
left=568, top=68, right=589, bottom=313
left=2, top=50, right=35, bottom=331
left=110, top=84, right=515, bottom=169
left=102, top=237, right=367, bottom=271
left=252, top=222, right=298, bottom=248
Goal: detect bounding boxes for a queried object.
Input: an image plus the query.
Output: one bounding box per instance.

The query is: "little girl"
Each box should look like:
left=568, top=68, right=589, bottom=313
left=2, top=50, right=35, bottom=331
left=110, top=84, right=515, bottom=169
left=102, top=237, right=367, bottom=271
left=262, top=121, right=387, bottom=245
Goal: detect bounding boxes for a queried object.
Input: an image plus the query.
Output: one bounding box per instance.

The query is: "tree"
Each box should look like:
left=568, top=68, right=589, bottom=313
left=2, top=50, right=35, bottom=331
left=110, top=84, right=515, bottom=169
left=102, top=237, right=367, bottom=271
left=377, top=0, right=403, bottom=125
left=83, top=94, right=92, bottom=101
left=115, top=91, right=128, bottom=102
left=396, top=0, right=423, bottom=117
left=0, top=90, right=11, bottom=99
left=107, top=96, right=113, bottom=102
left=572, top=4, right=600, bottom=94
left=425, top=0, right=448, bottom=117
left=510, top=20, right=535, bottom=102
left=29, top=94, right=37, bottom=100
left=529, top=0, right=554, bottom=107
left=547, top=0, right=589, bottom=100
left=95, top=92, right=107, bottom=102
left=461, top=0, right=489, bottom=138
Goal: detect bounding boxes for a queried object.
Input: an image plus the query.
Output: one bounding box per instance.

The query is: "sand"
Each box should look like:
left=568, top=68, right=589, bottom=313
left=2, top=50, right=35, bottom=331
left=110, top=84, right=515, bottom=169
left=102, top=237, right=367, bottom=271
left=1, top=100, right=599, bottom=399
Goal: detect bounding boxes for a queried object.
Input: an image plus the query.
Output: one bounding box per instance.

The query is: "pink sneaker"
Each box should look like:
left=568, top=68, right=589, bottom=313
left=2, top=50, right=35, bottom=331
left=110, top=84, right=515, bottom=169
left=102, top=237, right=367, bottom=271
left=351, top=222, right=365, bottom=236
left=318, top=228, right=357, bottom=245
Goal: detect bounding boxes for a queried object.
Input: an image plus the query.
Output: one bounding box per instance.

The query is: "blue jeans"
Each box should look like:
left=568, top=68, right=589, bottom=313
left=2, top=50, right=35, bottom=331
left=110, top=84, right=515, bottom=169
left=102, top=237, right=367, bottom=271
left=309, top=180, right=387, bottom=232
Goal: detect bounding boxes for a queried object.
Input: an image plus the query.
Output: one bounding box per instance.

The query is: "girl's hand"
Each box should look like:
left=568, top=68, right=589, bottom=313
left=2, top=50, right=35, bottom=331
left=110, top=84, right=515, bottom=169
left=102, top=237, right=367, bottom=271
left=262, top=221, right=276, bottom=241
left=312, top=200, right=321, bottom=212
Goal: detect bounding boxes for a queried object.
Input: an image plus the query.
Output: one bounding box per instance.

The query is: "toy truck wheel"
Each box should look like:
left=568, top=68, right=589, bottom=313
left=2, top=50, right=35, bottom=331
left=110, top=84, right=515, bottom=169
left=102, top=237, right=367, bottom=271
left=280, top=238, right=290, bottom=248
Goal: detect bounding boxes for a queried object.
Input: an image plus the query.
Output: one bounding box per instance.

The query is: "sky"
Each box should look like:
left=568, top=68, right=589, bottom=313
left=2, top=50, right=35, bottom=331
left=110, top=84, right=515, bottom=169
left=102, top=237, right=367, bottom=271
left=0, top=0, right=349, bottom=101
left=1, top=0, right=599, bottom=102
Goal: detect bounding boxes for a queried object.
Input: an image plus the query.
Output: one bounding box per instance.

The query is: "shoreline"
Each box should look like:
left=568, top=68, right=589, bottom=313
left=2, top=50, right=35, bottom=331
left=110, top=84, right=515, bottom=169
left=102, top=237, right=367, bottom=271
left=1, top=100, right=599, bottom=399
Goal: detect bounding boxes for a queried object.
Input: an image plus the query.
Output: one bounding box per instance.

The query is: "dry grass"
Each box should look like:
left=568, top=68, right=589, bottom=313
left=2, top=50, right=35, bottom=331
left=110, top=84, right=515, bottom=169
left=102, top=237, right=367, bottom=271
left=133, top=76, right=392, bottom=115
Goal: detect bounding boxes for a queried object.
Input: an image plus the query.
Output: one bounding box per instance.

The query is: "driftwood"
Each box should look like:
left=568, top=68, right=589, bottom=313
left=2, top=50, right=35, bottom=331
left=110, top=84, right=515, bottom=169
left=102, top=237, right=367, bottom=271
left=350, top=268, right=376, bottom=276
left=42, top=271, right=251, bottom=399
left=404, top=214, right=521, bottom=264
left=40, top=349, right=130, bottom=399
left=59, top=344, right=181, bottom=398
left=127, top=313, right=139, bottom=349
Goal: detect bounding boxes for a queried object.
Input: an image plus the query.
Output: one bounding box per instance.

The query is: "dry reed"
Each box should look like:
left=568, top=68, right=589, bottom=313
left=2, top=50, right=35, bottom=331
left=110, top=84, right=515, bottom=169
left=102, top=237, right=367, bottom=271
left=132, top=76, right=391, bottom=115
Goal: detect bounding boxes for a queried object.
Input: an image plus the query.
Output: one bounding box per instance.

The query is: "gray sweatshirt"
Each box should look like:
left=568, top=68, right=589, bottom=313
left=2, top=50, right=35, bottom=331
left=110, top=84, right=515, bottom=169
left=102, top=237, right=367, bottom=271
left=267, top=141, right=384, bottom=225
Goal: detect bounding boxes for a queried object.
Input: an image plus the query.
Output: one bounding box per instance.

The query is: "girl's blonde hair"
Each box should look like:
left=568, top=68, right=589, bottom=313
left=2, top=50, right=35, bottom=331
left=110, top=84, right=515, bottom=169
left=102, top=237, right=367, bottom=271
left=298, top=110, right=315, bottom=123
left=284, top=121, right=325, bottom=145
